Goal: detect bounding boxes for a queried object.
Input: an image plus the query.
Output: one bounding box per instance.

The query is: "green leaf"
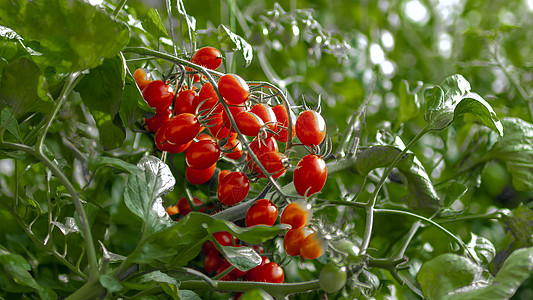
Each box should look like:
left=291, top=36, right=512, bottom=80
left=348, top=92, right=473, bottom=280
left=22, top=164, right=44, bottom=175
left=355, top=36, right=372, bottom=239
left=444, top=247, right=533, bottom=299
left=0, top=26, right=34, bottom=64
left=0, top=107, right=22, bottom=142
left=88, top=156, right=139, bottom=174
left=124, top=156, right=176, bottom=237
left=139, top=271, right=178, bottom=286
left=466, top=233, right=496, bottom=265
left=0, top=247, right=31, bottom=270
left=499, top=204, right=533, bottom=249
left=179, top=290, right=202, bottom=300
left=355, top=146, right=413, bottom=175
left=241, top=289, right=274, bottom=300
left=396, top=80, right=421, bottom=128
left=3, top=264, right=39, bottom=289
left=484, top=118, right=533, bottom=191
left=443, top=181, right=468, bottom=208
left=219, top=25, right=253, bottom=67
left=37, top=286, right=58, bottom=300
left=119, top=70, right=152, bottom=131
left=219, top=245, right=262, bottom=272
left=424, top=74, right=502, bottom=136
left=0, top=0, right=130, bottom=73
left=143, top=8, right=169, bottom=39
left=417, top=253, right=483, bottom=300
left=99, top=274, right=123, bottom=293
left=0, top=58, right=52, bottom=118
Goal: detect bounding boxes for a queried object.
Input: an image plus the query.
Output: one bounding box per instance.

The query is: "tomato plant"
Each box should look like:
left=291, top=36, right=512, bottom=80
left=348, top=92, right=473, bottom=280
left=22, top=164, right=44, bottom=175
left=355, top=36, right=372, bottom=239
left=245, top=199, right=278, bottom=227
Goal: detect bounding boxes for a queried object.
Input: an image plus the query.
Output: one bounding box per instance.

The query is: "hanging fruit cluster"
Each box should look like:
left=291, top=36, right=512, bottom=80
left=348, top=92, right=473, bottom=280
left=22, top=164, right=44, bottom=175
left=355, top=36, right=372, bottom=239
left=134, top=46, right=330, bottom=288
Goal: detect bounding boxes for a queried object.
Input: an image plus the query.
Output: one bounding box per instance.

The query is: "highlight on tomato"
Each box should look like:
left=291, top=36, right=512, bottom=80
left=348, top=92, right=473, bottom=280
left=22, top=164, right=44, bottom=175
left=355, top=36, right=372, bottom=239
left=293, top=154, right=327, bottom=197
left=295, top=110, right=326, bottom=146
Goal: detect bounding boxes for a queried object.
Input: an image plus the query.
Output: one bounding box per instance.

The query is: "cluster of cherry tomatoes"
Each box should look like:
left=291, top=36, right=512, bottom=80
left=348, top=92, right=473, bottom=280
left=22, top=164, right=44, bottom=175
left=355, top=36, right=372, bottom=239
left=134, top=46, right=330, bottom=289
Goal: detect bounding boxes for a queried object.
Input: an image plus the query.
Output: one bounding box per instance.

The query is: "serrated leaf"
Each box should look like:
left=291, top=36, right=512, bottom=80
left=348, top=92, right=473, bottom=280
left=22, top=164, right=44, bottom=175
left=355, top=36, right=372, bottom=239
left=99, top=274, right=123, bottom=293
left=396, top=80, right=422, bottom=127
left=0, top=58, right=52, bottom=118
left=124, top=156, right=175, bottom=237
left=466, top=233, right=496, bottom=265
left=445, top=247, right=533, bottom=299
left=417, top=253, right=483, bottom=300
left=143, top=8, right=168, bottom=39
left=219, top=25, right=253, bottom=67
left=3, top=264, right=39, bottom=289
left=219, top=245, right=262, bottom=272
left=0, top=0, right=130, bottom=73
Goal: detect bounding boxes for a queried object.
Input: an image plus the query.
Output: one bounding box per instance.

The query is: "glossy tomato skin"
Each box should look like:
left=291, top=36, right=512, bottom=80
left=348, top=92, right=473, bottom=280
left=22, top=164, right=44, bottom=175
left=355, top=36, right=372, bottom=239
left=177, top=196, right=204, bottom=216
left=191, top=47, right=223, bottom=70
left=245, top=199, right=278, bottom=227
left=251, top=151, right=287, bottom=179
left=222, top=105, right=246, bottom=130
left=222, top=138, right=243, bottom=160
left=133, top=68, right=152, bottom=91
left=246, top=262, right=284, bottom=283
left=155, top=122, right=191, bottom=153
left=319, top=263, right=347, bottom=293
left=293, top=154, right=327, bottom=197
left=166, top=205, right=179, bottom=216
left=186, top=163, right=217, bottom=185
left=235, top=111, right=264, bottom=137
left=272, top=104, right=296, bottom=142
left=300, top=232, right=325, bottom=260
left=283, top=227, right=310, bottom=256
left=250, top=103, right=278, bottom=133
left=185, top=139, right=220, bottom=170
left=204, top=251, right=223, bottom=275
left=280, top=201, right=312, bottom=229
left=198, top=82, right=223, bottom=115
left=142, top=80, right=174, bottom=111
left=217, top=172, right=250, bottom=205
left=245, top=256, right=270, bottom=281
left=209, top=121, right=237, bottom=140
left=295, top=110, right=326, bottom=146
left=174, top=89, right=200, bottom=115
left=165, top=113, right=202, bottom=145
left=145, top=108, right=172, bottom=133
left=218, top=74, right=250, bottom=105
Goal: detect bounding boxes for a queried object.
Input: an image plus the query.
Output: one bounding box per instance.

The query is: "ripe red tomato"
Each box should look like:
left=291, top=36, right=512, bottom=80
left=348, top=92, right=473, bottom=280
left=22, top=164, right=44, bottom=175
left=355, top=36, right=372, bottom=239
left=245, top=256, right=270, bottom=281
left=280, top=201, right=312, bottom=229
left=245, top=199, right=279, bottom=227
left=250, top=103, right=277, bottom=133
left=185, top=139, right=221, bottom=170
left=293, top=154, right=327, bottom=197
left=213, top=231, right=236, bottom=247
left=155, top=122, right=191, bottom=153
left=218, top=169, right=231, bottom=182
left=250, top=151, right=287, bottom=179
left=222, top=105, right=246, bottom=130
left=218, top=74, right=250, bottom=105
left=142, top=80, right=174, bottom=111
left=283, top=227, right=311, bottom=256
left=217, top=172, right=250, bottom=205
left=272, top=104, right=296, bottom=142
left=186, top=163, right=216, bottom=185
left=246, top=262, right=284, bottom=283
left=174, top=89, right=200, bottom=115
left=198, top=82, right=222, bottom=115
left=145, top=108, right=171, bottom=133
left=222, top=137, right=243, bottom=160
left=209, top=120, right=237, bottom=140
left=204, top=251, right=223, bottom=275
left=177, top=196, right=204, bottom=216
left=215, top=263, right=236, bottom=281
left=300, top=232, right=325, bottom=260
left=295, top=110, right=326, bottom=146
left=191, top=47, right=223, bottom=70
left=133, top=68, right=152, bottom=91
left=165, top=113, right=202, bottom=145
left=235, top=111, right=264, bottom=137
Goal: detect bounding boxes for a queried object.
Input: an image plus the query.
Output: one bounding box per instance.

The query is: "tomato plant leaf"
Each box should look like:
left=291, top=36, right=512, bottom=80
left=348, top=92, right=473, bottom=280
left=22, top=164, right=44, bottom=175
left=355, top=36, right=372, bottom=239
left=466, top=233, right=496, bottom=266
left=355, top=146, right=414, bottom=175
left=219, top=25, right=254, bottom=67
left=0, top=26, right=35, bottom=67
left=0, top=0, right=130, bottom=73
left=0, top=58, right=53, bottom=118
left=396, top=80, right=422, bottom=128
left=219, top=245, right=262, bottom=271
left=241, top=289, right=274, bottom=300
left=143, top=8, right=169, bottom=39
left=99, top=274, right=123, bottom=293
left=444, top=247, right=533, bottom=299
left=0, top=107, right=22, bottom=142
left=0, top=247, right=31, bottom=270
left=179, top=290, right=202, bottom=300
left=417, top=253, right=483, bottom=300
left=443, top=181, right=468, bottom=208
left=120, top=70, right=152, bottom=131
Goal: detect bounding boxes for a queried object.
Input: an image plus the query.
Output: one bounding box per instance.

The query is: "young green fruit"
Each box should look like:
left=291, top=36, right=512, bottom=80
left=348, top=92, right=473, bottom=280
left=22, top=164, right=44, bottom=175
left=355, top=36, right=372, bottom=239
left=319, top=263, right=347, bottom=293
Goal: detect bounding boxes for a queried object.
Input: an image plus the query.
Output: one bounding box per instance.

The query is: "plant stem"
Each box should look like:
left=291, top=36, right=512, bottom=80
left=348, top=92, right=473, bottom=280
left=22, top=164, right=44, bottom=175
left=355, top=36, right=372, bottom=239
left=65, top=278, right=104, bottom=300
left=359, top=126, right=430, bottom=255
left=112, top=0, right=128, bottom=19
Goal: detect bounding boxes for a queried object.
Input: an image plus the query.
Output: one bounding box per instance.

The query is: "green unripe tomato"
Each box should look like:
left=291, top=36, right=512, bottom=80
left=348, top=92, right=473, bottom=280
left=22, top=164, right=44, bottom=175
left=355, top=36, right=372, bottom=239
left=319, top=263, right=347, bottom=293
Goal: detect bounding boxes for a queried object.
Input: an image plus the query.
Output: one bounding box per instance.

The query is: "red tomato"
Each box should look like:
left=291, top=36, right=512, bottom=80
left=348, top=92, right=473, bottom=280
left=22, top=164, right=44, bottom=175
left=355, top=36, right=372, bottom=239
left=204, top=251, right=223, bottom=274
left=145, top=108, right=171, bottom=133
left=155, top=122, right=191, bottom=153
left=209, top=120, right=237, bottom=140
left=217, top=172, right=250, bottom=205
left=295, top=110, right=326, bottom=146
left=222, top=138, right=243, bottom=160
left=213, top=231, right=237, bottom=246
left=218, top=169, right=231, bottom=183
left=250, top=103, right=277, bottom=133
left=245, top=199, right=279, bottom=227
left=186, top=163, right=216, bottom=185
left=215, top=263, right=236, bottom=281
left=133, top=68, right=152, bottom=91
left=218, top=255, right=248, bottom=278
left=300, top=232, right=325, bottom=260
left=174, top=89, right=200, bottom=115
left=293, top=154, right=327, bottom=197
left=198, top=82, right=222, bottom=115
left=283, top=227, right=311, bottom=256
left=235, top=111, right=264, bottom=137
left=222, top=105, right=246, bottom=130
left=251, top=151, right=287, bottom=179
left=177, top=196, right=204, bottom=216
left=272, top=104, right=296, bottom=142
left=280, top=201, right=312, bottom=229
left=247, top=137, right=280, bottom=176
left=245, top=262, right=284, bottom=283
left=185, top=139, right=220, bottom=170
left=142, top=80, right=174, bottom=111
left=218, top=74, right=250, bottom=105
left=165, top=113, right=202, bottom=145
left=165, top=205, right=179, bottom=216
left=245, top=256, right=270, bottom=281
left=191, top=47, right=223, bottom=70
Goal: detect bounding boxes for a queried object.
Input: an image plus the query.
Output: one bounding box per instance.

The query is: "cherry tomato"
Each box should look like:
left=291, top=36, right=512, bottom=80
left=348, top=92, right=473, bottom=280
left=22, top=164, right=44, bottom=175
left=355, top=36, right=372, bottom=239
left=222, top=105, right=246, bottom=130
left=218, top=74, right=250, bottom=105
left=209, top=120, right=237, bottom=140
left=155, top=122, right=191, bottom=153
left=246, top=137, right=280, bottom=177
left=204, top=251, right=223, bottom=275
left=186, top=163, right=216, bottom=185
left=283, top=227, right=311, bottom=256
left=245, top=256, right=270, bottom=281
left=251, top=151, right=287, bottom=179
left=177, top=196, right=204, bottom=216
left=220, top=254, right=249, bottom=278
left=218, top=169, right=231, bottom=182
left=295, top=110, right=326, bottom=146
left=191, top=47, right=223, bottom=70
left=246, top=262, right=284, bottom=283
left=300, top=231, right=325, bottom=260
left=222, top=137, right=243, bottom=160
left=174, top=89, right=200, bottom=115
left=319, top=263, right=347, bottom=293
left=250, top=103, right=278, bottom=133
left=145, top=108, right=171, bottom=133
left=142, top=80, right=174, bottom=111
left=272, top=104, right=296, bottom=142
left=213, top=231, right=237, bottom=247
left=216, top=263, right=236, bottom=281
left=185, top=139, right=220, bottom=170
left=133, top=68, right=152, bottom=91
left=235, top=111, right=264, bottom=137
left=165, top=204, right=179, bottom=216
left=293, top=154, right=327, bottom=197
left=217, top=172, right=250, bottom=205
left=245, top=199, right=278, bottom=227
left=280, top=201, right=312, bottom=229
left=198, top=82, right=222, bottom=115
left=165, top=113, right=202, bottom=145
